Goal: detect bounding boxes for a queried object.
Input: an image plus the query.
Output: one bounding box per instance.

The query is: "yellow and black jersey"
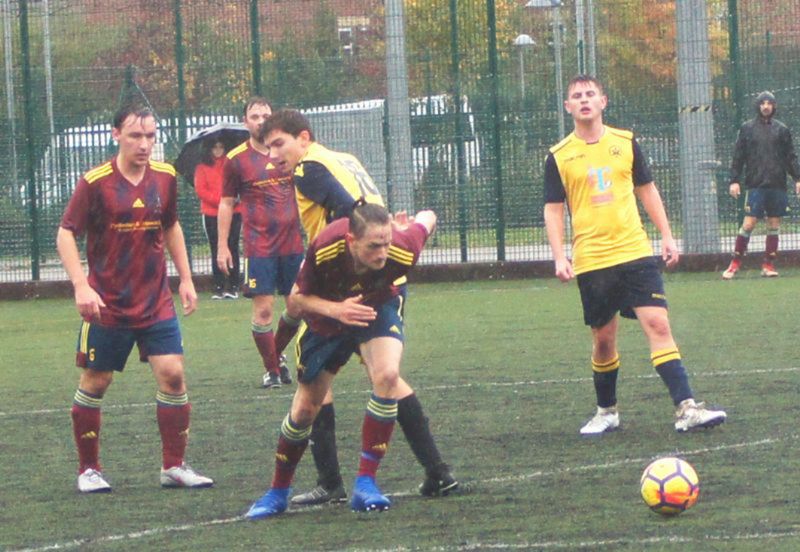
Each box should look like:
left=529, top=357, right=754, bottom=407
left=293, top=142, right=384, bottom=242
left=544, top=126, right=654, bottom=274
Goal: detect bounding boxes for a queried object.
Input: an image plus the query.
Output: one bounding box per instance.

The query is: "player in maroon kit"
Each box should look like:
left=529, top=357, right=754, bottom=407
left=57, top=104, right=213, bottom=493
left=217, top=97, right=304, bottom=388
left=245, top=202, right=437, bottom=519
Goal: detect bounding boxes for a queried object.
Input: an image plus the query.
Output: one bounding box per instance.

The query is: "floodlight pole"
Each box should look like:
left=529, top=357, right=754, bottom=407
left=586, top=0, right=597, bottom=75
left=19, top=0, right=40, bottom=279
left=526, top=0, right=565, bottom=138
left=575, top=0, right=585, bottom=74
left=385, top=0, right=415, bottom=212
left=2, top=0, right=19, bottom=197
left=513, top=34, right=535, bottom=99
left=676, top=0, right=720, bottom=252
left=553, top=7, right=565, bottom=138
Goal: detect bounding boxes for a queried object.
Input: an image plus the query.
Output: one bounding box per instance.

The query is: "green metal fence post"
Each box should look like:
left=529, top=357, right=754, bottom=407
left=173, top=0, right=186, bottom=145
left=765, top=30, right=771, bottom=79
left=486, top=0, right=506, bottom=261
left=250, top=0, right=262, bottom=95
left=172, top=0, right=192, bottom=268
left=450, top=0, right=468, bottom=262
left=19, top=0, right=40, bottom=280
left=727, top=0, right=744, bottom=226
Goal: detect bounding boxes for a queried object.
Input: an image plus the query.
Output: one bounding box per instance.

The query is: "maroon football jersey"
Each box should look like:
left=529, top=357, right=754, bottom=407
left=223, top=141, right=304, bottom=258
left=60, top=158, right=179, bottom=328
left=295, top=218, right=429, bottom=336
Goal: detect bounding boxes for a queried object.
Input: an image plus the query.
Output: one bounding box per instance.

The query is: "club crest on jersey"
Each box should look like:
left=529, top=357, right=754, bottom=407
left=609, top=145, right=622, bottom=157
left=588, top=166, right=613, bottom=205
left=132, top=198, right=145, bottom=208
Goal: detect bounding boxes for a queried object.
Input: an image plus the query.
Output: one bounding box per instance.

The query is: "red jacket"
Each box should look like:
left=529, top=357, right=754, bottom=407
left=194, top=157, right=241, bottom=216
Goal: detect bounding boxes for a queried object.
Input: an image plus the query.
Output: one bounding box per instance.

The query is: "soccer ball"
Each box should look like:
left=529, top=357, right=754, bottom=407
left=640, top=457, right=699, bottom=515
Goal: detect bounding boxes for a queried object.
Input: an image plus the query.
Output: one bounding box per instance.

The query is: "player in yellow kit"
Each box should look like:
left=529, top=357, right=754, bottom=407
left=543, top=75, right=726, bottom=435
left=257, top=109, right=458, bottom=505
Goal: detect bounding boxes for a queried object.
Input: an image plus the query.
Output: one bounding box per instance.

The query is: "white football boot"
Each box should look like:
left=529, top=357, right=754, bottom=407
left=674, top=399, right=727, bottom=432
left=579, top=406, right=620, bottom=436
left=78, top=468, right=112, bottom=493
left=160, top=463, right=214, bottom=488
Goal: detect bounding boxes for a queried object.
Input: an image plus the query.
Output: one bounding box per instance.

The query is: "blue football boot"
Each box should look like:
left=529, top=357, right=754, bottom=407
left=245, top=487, right=290, bottom=520
left=350, top=475, right=391, bottom=512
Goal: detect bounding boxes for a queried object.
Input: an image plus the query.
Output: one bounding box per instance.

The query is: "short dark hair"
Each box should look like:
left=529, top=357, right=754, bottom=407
left=566, top=74, right=605, bottom=97
left=349, top=201, right=391, bottom=239
left=243, top=96, right=272, bottom=117
left=260, top=108, right=315, bottom=143
left=113, top=104, right=154, bottom=129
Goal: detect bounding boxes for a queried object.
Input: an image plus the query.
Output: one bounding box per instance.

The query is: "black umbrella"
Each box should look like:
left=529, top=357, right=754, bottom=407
left=174, top=122, right=250, bottom=184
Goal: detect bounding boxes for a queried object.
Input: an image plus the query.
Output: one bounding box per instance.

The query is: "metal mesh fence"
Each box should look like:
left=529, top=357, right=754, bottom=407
left=2, top=0, right=800, bottom=282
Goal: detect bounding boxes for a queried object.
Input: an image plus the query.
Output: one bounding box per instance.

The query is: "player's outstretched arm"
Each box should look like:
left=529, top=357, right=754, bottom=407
left=56, top=226, right=106, bottom=320
left=412, top=210, right=437, bottom=235
left=291, top=290, right=376, bottom=327
left=635, top=182, right=679, bottom=268
left=543, top=202, right=574, bottom=282
left=216, top=197, right=235, bottom=275
left=164, top=222, right=197, bottom=316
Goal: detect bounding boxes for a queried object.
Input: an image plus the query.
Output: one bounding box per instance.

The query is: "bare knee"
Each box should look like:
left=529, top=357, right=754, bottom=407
left=153, top=361, right=186, bottom=394
left=592, top=326, right=617, bottom=360
left=593, top=338, right=616, bottom=360
left=290, top=400, right=321, bottom=427
left=79, top=369, right=114, bottom=395
left=253, top=310, right=274, bottom=326
left=370, top=367, right=400, bottom=393
left=642, top=316, right=672, bottom=341
left=252, top=296, right=275, bottom=326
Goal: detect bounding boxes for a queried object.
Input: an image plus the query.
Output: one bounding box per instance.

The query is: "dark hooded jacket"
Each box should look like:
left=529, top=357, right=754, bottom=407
left=729, top=91, right=800, bottom=190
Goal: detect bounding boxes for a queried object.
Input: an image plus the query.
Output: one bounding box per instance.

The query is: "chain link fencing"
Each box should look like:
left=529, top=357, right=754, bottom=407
left=1, top=0, right=799, bottom=282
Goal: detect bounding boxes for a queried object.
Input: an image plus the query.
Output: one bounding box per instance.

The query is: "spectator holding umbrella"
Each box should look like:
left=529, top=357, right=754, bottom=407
left=194, top=138, right=242, bottom=299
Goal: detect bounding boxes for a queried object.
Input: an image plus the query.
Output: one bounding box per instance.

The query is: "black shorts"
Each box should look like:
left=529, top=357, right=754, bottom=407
left=294, top=294, right=406, bottom=384
left=577, top=257, right=667, bottom=328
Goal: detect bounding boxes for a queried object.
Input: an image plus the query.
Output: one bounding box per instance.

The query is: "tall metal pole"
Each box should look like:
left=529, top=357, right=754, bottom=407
left=19, top=0, right=40, bottom=279
left=3, top=0, right=19, bottom=198
left=42, top=0, right=61, bottom=201
left=450, top=0, right=468, bottom=262
left=575, top=0, right=586, bottom=74
left=487, top=0, right=506, bottom=261
left=250, top=0, right=262, bottom=95
left=553, top=6, right=565, bottom=138
left=586, top=0, right=597, bottom=75
left=384, top=0, right=414, bottom=212
left=173, top=0, right=187, bottom=146
left=42, top=0, right=54, bottom=137
left=676, top=0, right=720, bottom=253
left=727, top=0, right=744, bottom=226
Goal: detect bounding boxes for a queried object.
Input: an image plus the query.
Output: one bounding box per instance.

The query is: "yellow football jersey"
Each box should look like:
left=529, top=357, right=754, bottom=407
left=548, top=126, right=653, bottom=274
left=294, top=142, right=383, bottom=242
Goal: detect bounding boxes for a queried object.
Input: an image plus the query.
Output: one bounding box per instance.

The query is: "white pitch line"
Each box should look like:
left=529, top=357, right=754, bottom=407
left=480, top=436, right=787, bottom=485
left=9, top=434, right=794, bottom=552
left=2, top=366, right=798, bottom=418
left=353, top=530, right=800, bottom=551
left=387, top=436, right=790, bottom=497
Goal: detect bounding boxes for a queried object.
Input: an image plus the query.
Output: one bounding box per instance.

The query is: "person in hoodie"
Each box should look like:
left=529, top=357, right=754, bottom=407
left=723, top=91, right=800, bottom=279
left=194, top=138, right=242, bottom=299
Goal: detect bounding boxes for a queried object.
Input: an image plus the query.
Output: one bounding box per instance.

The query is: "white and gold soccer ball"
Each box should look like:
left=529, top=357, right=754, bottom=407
left=640, top=457, right=699, bottom=515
